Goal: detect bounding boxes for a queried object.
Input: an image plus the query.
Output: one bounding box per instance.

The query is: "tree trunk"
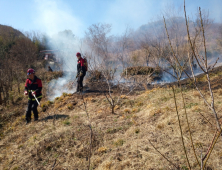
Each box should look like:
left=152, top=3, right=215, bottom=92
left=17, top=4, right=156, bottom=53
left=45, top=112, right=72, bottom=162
left=112, top=105, right=115, bottom=114
left=5, top=86, right=9, bottom=105
left=2, top=85, right=6, bottom=101
left=17, top=76, right=20, bottom=94
left=0, top=84, right=2, bottom=105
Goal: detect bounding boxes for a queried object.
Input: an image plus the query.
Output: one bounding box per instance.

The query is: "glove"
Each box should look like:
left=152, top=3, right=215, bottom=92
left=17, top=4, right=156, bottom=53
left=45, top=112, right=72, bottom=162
left=79, top=72, right=83, bottom=77
left=24, top=91, right=28, bottom=95
left=32, top=91, right=36, bottom=96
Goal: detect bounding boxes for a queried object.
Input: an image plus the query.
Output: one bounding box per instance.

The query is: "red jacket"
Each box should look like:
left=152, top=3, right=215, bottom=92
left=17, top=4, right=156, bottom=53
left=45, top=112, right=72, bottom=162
left=77, top=58, right=87, bottom=74
left=25, top=76, right=42, bottom=101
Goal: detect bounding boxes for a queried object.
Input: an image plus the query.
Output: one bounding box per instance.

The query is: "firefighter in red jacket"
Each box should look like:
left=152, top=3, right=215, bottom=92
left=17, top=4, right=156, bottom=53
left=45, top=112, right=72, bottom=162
left=76, top=52, right=87, bottom=93
left=24, top=68, right=42, bottom=124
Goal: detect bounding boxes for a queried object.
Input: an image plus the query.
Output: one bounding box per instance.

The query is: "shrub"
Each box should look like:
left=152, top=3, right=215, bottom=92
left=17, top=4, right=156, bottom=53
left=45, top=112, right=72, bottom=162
left=185, top=103, right=198, bottom=109
left=47, top=100, right=53, bottom=105
left=62, top=93, right=68, bottom=97
left=15, top=96, right=23, bottom=103
left=193, top=91, right=201, bottom=98
left=218, top=89, right=222, bottom=96
left=132, top=108, right=138, bottom=112
left=98, top=147, right=107, bottom=153
left=135, top=128, right=140, bottom=134
left=63, top=120, right=71, bottom=126
left=67, top=103, right=74, bottom=110
left=122, top=66, right=158, bottom=76
left=157, top=123, right=164, bottom=129
left=192, top=106, right=201, bottom=112
left=41, top=100, right=53, bottom=108
left=113, top=139, right=124, bottom=147
left=121, top=95, right=128, bottom=99
left=136, top=101, right=143, bottom=107
left=124, top=108, right=131, bottom=113
left=55, top=97, right=60, bottom=101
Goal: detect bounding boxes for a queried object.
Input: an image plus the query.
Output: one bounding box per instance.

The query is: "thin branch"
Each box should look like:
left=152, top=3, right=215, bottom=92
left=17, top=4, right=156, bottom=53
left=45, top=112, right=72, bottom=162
left=198, top=112, right=213, bottom=127
left=201, top=150, right=203, bottom=170
left=198, top=6, right=221, bottom=130
left=184, top=0, right=206, bottom=73
left=148, top=139, right=179, bottom=169
left=199, top=7, right=208, bottom=68
left=202, top=129, right=217, bottom=161
left=51, top=159, right=57, bottom=170
left=163, top=16, right=192, bottom=80
left=203, top=128, right=222, bottom=168
left=171, top=85, right=191, bottom=169
left=80, top=94, right=93, bottom=170
left=186, top=20, right=221, bottom=130
left=208, top=57, right=219, bottom=71
left=179, top=82, right=200, bottom=167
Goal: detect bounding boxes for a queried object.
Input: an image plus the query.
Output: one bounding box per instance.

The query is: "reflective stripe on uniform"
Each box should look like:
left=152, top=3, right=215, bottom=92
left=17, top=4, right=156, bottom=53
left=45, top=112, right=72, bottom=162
left=28, top=98, right=36, bottom=101
left=37, top=95, right=42, bottom=98
left=28, top=95, right=42, bottom=101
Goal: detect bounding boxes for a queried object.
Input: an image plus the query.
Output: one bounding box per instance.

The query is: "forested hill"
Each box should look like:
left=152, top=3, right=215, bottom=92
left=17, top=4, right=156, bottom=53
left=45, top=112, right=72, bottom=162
left=0, top=24, right=24, bottom=40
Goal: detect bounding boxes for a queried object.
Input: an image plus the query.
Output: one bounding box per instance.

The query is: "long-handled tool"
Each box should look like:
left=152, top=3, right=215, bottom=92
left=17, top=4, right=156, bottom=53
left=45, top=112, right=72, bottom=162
left=72, top=74, right=79, bottom=85
left=31, top=90, right=40, bottom=106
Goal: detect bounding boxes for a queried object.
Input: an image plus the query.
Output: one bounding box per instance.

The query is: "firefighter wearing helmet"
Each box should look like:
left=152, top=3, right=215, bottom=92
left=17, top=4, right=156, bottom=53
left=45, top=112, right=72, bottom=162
left=24, top=68, right=42, bottom=124
left=76, top=52, right=87, bottom=93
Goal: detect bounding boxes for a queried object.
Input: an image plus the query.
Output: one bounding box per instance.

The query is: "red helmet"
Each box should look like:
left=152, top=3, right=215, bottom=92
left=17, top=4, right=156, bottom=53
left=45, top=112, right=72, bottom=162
left=76, top=52, right=81, bottom=57
left=27, top=68, right=35, bottom=75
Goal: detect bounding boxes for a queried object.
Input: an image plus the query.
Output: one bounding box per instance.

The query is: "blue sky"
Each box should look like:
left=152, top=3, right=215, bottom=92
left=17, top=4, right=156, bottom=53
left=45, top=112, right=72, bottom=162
left=0, top=0, right=221, bottom=38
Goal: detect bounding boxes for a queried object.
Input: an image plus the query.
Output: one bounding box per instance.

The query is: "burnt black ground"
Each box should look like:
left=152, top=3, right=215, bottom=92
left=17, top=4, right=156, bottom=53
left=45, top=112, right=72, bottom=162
left=82, top=65, right=222, bottom=96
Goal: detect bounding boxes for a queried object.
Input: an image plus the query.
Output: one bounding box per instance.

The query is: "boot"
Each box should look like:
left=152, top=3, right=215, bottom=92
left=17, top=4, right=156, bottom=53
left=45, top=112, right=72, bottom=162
left=73, top=90, right=80, bottom=94
left=26, top=120, right=31, bottom=125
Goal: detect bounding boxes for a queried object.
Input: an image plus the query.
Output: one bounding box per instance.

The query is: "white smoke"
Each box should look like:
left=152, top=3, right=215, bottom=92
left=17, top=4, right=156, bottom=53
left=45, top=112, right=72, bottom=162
left=45, top=33, right=91, bottom=100
left=31, top=0, right=222, bottom=98
left=46, top=34, right=80, bottom=101
left=33, top=0, right=89, bottom=100
left=33, top=0, right=84, bottom=37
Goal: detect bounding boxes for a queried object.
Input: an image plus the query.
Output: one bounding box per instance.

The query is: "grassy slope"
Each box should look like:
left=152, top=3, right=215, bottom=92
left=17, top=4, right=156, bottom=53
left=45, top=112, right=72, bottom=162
left=0, top=70, right=222, bottom=169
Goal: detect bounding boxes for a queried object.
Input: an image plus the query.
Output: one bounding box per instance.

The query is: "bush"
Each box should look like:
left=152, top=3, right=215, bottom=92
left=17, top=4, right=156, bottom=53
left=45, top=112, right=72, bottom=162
left=86, top=69, right=116, bottom=82
left=67, top=103, right=74, bottom=110
left=122, top=66, right=161, bottom=76
left=63, top=120, right=71, bottom=126
left=98, top=147, right=107, bottom=153
left=113, top=139, right=124, bottom=147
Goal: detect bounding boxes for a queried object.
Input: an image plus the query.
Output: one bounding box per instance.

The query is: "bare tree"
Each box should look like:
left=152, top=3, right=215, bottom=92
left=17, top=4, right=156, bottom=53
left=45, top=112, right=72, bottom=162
left=85, top=23, right=112, bottom=64
left=111, top=26, right=135, bottom=69
left=150, top=1, right=222, bottom=169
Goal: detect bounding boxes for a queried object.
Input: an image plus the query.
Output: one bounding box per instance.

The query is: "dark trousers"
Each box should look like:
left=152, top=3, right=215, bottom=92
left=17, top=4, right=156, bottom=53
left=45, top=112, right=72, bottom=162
left=77, top=73, right=85, bottom=92
left=26, top=98, right=41, bottom=121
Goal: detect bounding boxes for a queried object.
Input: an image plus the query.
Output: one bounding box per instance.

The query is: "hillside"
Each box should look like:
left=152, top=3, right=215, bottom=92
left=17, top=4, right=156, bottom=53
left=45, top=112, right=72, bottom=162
left=0, top=24, right=25, bottom=66
left=0, top=66, right=222, bottom=169
left=135, top=17, right=221, bottom=54
left=0, top=24, right=24, bottom=40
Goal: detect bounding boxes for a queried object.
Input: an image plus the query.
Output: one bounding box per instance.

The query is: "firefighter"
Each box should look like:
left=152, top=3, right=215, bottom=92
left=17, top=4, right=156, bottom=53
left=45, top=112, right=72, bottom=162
left=76, top=52, right=87, bottom=93
left=24, top=68, right=42, bottom=124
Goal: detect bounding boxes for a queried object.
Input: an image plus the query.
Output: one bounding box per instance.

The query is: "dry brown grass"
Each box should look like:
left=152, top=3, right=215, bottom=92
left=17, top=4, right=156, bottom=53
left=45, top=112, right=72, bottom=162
left=97, top=147, right=107, bottom=154
left=193, top=91, right=201, bottom=98
left=0, top=83, right=222, bottom=169
left=120, top=95, right=129, bottom=99
left=218, top=89, right=222, bottom=96
left=123, top=108, right=131, bottom=113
